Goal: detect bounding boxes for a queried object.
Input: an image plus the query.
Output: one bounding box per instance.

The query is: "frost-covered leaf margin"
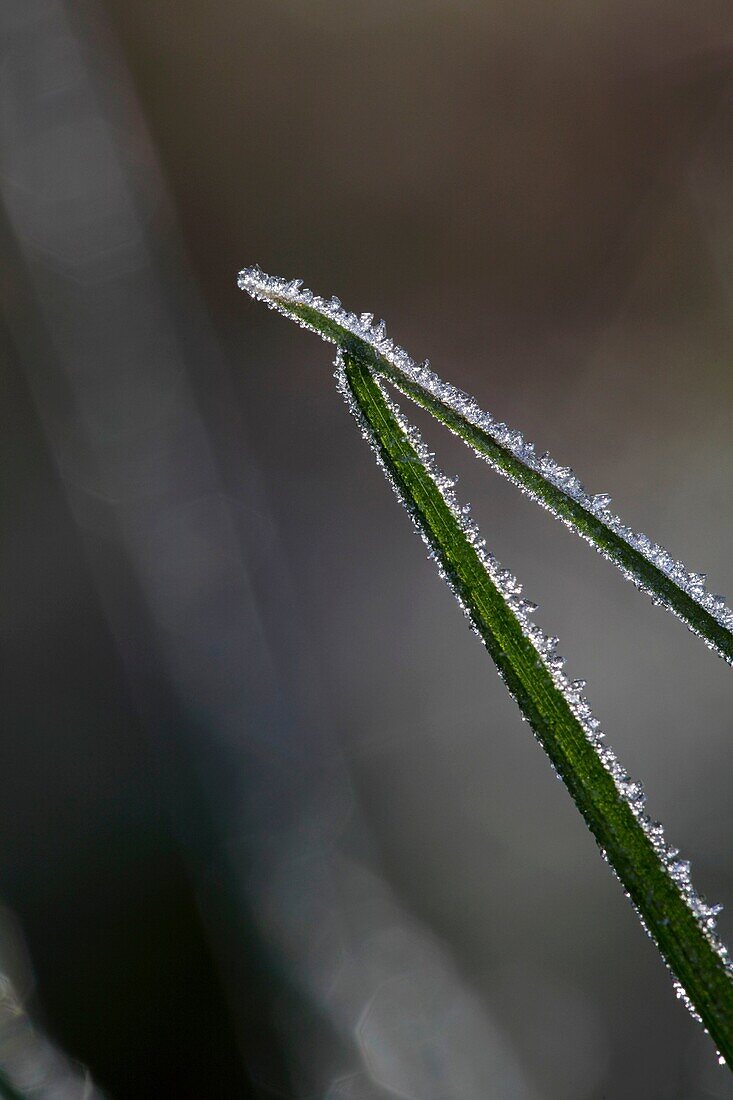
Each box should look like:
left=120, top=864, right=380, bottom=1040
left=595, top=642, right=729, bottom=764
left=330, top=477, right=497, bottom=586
left=337, top=350, right=733, bottom=1065
left=238, top=265, right=733, bottom=665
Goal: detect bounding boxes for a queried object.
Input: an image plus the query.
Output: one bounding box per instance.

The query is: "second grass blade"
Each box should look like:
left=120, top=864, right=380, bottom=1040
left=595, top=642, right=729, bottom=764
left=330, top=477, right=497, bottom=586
left=337, top=349, right=733, bottom=1066
left=238, top=266, right=733, bottom=665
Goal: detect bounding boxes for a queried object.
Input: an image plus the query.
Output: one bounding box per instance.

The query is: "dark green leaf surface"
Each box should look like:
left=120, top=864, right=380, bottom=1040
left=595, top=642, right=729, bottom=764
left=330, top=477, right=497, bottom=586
left=342, top=351, right=733, bottom=1065
left=266, top=290, right=733, bottom=665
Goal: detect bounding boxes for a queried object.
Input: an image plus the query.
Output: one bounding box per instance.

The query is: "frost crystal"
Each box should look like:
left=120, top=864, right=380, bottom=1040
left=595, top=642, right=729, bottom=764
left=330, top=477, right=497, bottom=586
left=238, top=265, right=733, bottom=1029
left=327, top=346, right=732, bottom=1030
left=238, top=265, right=733, bottom=663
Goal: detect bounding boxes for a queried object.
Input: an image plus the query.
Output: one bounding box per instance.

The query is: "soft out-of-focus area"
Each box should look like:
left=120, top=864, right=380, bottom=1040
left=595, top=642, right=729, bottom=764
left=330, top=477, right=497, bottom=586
left=2, top=0, right=733, bottom=1096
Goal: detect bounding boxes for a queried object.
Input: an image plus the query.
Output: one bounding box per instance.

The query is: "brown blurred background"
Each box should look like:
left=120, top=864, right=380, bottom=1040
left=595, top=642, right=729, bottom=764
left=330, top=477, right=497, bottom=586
left=2, top=1, right=733, bottom=1096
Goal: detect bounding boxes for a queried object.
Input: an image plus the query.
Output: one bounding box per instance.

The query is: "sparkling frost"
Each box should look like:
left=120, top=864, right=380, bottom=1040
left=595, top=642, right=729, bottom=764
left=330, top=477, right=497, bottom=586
left=238, top=264, right=733, bottom=1030
left=238, top=265, right=733, bottom=663
left=330, top=348, right=732, bottom=1031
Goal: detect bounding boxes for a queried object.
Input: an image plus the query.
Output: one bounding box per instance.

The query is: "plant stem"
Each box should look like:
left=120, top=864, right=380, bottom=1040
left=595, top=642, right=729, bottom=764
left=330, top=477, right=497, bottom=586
left=240, top=273, right=733, bottom=665
left=340, top=350, right=733, bottom=1065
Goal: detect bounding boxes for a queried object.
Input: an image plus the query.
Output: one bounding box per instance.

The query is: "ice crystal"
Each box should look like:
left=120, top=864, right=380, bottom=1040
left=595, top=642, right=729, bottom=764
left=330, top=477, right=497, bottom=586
left=238, top=265, right=733, bottom=663
left=327, top=347, right=731, bottom=1028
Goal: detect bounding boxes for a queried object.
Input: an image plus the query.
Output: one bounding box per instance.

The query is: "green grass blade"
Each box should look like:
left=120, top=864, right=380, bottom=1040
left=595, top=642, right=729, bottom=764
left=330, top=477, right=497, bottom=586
left=238, top=266, right=733, bottom=665
left=336, top=349, right=733, bottom=1065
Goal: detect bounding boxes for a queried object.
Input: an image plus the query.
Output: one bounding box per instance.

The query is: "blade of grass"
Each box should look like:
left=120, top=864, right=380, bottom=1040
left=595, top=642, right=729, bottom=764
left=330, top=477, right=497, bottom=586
left=238, top=267, right=733, bottom=665
left=336, top=348, right=733, bottom=1065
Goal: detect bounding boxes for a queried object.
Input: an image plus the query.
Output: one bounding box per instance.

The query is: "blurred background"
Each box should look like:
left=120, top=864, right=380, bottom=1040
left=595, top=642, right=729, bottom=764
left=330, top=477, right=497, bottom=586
left=2, top=0, right=733, bottom=1096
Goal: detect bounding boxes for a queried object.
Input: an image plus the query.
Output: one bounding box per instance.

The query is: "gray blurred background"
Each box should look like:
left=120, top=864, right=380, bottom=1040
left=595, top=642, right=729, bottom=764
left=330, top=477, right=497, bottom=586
left=2, top=1, right=733, bottom=1096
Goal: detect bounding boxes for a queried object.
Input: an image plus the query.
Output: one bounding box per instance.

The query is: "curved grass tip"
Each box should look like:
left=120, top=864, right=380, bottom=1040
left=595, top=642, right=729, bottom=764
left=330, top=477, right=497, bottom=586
left=238, top=264, right=733, bottom=666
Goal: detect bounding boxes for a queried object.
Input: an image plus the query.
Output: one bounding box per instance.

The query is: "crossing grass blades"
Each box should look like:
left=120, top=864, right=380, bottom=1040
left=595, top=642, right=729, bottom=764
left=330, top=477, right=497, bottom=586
left=239, top=264, right=733, bottom=1067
